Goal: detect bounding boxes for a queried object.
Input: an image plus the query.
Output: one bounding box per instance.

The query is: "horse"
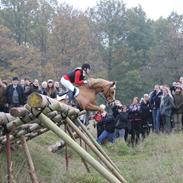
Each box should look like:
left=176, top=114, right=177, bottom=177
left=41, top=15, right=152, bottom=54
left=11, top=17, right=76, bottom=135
left=59, top=78, right=116, bottom=112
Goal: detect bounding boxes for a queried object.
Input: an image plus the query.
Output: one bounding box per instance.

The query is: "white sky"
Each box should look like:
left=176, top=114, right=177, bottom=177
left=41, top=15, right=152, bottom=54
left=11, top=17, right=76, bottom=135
left=59, top=0, right=183, bottom=20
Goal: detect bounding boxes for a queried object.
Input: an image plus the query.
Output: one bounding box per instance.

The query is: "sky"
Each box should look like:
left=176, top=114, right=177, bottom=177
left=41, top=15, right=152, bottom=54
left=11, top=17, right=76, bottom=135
left=60, top=0, right=183, bottom=20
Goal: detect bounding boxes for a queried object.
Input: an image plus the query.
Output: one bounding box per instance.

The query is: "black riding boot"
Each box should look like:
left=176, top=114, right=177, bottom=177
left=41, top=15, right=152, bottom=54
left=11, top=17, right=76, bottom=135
left=68, top=88, right=76, bottom=105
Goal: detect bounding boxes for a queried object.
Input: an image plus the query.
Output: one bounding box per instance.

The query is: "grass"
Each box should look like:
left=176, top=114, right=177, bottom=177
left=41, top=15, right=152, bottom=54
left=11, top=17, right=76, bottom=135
left=1, top=131, right=183, bottom=183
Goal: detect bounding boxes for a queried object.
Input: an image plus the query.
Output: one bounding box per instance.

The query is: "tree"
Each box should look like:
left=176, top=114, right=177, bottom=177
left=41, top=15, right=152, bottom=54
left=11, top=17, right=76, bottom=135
left=47, top=3, right=102, bottom=79
left=0, top=25, right=42, bottom=79
left=0, top=0, right=39, bottom=45
left=89, top=0, right=127, bottom=79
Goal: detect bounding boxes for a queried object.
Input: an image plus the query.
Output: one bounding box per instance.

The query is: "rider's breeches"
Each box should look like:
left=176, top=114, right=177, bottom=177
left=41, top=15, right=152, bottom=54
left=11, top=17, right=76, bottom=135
left=60, top=77, right=75, bottom=92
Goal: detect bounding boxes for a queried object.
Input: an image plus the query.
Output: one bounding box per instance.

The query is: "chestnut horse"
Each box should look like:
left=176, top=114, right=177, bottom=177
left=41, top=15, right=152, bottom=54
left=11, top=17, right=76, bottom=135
left=64, top=78, right=116, bottom=112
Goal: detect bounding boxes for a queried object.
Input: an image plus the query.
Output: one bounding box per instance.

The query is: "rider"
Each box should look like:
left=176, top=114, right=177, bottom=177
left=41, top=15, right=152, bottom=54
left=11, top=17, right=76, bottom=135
left=60, top=63, right=91, bottom=103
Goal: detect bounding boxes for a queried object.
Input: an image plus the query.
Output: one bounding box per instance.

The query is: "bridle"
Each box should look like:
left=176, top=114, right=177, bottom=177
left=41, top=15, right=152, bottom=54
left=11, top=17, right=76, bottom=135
left=89, top=79, right=115, bottom=105
left=100, top=84, right=115, bottom=105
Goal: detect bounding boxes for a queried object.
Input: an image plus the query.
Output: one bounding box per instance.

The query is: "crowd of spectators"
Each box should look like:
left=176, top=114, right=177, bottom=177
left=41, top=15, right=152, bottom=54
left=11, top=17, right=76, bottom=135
left=0, top=77, right=63, bottom=112
left=92, top=76, right=183, bottom=146
left=0, top=76, right=182, bottom=147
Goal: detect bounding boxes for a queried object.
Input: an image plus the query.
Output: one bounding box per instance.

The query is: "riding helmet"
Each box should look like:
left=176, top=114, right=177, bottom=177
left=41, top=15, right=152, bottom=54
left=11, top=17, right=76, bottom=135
left=82, top=63, right=91, bottom=70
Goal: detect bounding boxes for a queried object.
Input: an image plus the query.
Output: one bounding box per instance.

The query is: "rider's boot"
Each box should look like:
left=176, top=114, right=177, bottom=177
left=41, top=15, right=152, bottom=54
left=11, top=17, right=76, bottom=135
left=68, top=88, right=76, bottom=105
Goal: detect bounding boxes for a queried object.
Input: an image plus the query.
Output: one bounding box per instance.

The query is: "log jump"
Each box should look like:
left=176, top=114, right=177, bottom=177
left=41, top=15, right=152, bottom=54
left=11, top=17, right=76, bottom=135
left=0, top=93, right=127, bottom=183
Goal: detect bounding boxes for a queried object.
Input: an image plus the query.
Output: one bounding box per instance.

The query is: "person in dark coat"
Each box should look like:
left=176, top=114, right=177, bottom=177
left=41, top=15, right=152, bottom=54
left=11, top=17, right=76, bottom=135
left=23, top=78, right=32, bottom=101
left=115, top=105, right=128, bottom=141
left=128, top=97, right=142, bottom=146
left=45, top=80, right=57, bottom=98
left=150, top=85, right=163, bottom=133
left=97, top=112, right=115, bottom=144
left=172, top=86, right=183, bottom=132
left=140, top=94, right=152, bottom=137
left=40, top=81, right=47, bottom=95
left=6, top=77, right=25, bottom=109
left=160, top=86, right=174, bottom=133
left=111, top=100, right=122, bottom=118
left=30, top=79, right=41, bottom=94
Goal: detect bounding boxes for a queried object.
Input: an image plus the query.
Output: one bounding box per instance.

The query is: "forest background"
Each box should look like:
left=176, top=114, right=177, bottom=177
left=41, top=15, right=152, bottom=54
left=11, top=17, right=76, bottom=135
left=0, top=0, right=183, bottom=104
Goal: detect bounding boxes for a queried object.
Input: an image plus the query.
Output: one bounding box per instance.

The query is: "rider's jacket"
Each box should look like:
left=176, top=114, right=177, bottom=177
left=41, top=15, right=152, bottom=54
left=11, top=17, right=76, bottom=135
left=64, top=67, right=85, bottom=85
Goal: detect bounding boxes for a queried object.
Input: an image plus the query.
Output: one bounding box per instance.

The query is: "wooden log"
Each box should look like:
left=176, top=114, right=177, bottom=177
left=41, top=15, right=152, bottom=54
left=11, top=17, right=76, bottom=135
left=6, top=133, right=13, bottom=183
left=0, top=124, right=48, bottom=144
left=77, top=119, right=121, bottom=174
left=48, top=140, right=65, bottom=152
left=27, top=93, right=80, bottom=119
left=0, top=110, right=65, bottom=145
left=64, top=124, right=69, bottom=171
left=0, top=113, right=16, bottom=126
left=16, top=129, right=49, bottom=145
left=10, top=106, right=58, bottom=120
left=10, top=107, right=29, bottom=118
left=66, top=125, right=90, bottom=173
left=27, top=109, right=122, bottom=183
left=5, top=111, right=60, bottom=133
left=66, top=117, right=127, bottom=183
left=21, top=136, right=39, bottom=183
left=48, top=131, right=79, bottom=153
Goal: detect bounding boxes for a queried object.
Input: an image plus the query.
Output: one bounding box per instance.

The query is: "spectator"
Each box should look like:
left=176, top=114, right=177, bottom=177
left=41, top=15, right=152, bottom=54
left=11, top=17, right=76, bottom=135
left=0, top=79, right=7, bottom=112
left=30, top=79, right=41, bottom=94
left=140, top=94, right=152, bottom=137
left=112, top=100, right=122, bottom=118
left=115, top=105, right=128, bottom=142
left=93, top=104, right=106, bottom=137
left=128, top=97, right=142, bottom=146
left=173, top=86, right=183, bottom=132
left=6, top=77, right=25, bottom=109
left=160, top=87, right=174, bottom=133
left=20, top=79, right=25, bottom=88
left=150, top=85, right=163, bottom=133
left=46, top=79, right=57, bottom=98
left=97, top=112, right=115, bottom=144
left=24, top=78, right=32, bottom=101
left=54, top=81, right=62, bottom=96
left=41, top=81, right=47, bottom=95
left=180, top=76, right=183, bottom=84
left=170, top=82, right=177, bottom=95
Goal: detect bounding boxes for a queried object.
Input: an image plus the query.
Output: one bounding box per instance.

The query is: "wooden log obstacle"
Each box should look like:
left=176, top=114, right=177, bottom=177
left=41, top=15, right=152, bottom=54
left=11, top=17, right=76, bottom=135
left=0, top=93, right=127, bottom=183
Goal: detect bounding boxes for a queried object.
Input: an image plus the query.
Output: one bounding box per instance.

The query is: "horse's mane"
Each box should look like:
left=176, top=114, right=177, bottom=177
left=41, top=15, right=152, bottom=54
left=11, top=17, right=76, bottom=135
left=88, top=78, right=111, bottom=87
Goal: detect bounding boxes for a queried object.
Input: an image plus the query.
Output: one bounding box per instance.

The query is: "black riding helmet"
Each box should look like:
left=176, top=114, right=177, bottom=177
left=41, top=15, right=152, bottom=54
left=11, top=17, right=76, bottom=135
left=81, top=63, right=91, bottom=71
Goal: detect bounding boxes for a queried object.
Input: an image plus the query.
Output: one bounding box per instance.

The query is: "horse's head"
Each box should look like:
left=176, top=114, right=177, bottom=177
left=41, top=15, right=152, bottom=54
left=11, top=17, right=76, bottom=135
left=88, top=78, right=116, bottom=104
left=103, top=81, right=116, bottom=104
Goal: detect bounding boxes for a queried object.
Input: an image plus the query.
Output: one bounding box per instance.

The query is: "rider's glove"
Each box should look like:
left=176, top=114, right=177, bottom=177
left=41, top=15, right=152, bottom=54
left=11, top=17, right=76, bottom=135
left=83, top=80, right=88, bottom=84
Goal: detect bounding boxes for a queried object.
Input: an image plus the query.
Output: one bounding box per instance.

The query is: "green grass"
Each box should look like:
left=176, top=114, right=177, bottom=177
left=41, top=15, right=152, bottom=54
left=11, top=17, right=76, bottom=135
left=1, top=132, right=183, bottom=183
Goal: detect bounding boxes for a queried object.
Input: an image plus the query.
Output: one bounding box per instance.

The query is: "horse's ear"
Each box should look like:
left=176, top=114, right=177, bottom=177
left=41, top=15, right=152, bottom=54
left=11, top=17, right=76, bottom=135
left=111, top=81, right=116, bottom=87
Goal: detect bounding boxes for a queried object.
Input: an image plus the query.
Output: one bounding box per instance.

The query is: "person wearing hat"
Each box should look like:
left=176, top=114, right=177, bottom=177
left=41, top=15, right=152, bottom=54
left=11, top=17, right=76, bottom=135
left=173, top=85, right=183, bottom=132
left=5, top=77, right=25, bottom=110
left=60, top=63, right=91, bottom=104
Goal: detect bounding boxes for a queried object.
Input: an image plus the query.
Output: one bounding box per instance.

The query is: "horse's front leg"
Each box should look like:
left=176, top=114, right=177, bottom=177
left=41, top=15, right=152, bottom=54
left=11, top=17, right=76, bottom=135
left=85, top=103, right=103, bottom=112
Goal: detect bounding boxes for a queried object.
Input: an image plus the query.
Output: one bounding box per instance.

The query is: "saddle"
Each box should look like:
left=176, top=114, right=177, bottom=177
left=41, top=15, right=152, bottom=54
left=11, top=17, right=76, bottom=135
left=57, top=88, right=80, bottom=108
